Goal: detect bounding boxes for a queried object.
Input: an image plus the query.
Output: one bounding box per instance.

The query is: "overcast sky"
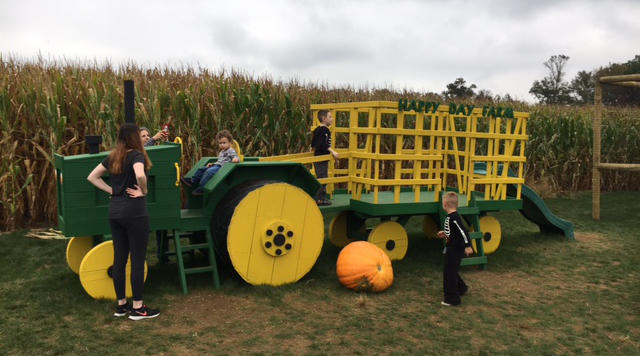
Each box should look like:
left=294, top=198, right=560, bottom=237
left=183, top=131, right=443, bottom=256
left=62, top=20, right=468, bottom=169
left=1, top=0, right=638, bottom=102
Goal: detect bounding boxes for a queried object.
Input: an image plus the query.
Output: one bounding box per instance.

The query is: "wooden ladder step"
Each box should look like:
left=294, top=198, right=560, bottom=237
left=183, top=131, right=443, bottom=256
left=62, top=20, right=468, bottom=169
left=460, top=255, right=488, bottom=267
left=184, top=266, right=215, bottom=275
left=164, top=227, right=221, bottom=294
left=180, top=243, right=211, bottom=252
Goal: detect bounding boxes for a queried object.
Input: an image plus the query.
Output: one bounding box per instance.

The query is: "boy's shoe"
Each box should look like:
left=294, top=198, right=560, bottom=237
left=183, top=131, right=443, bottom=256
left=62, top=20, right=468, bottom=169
left=317, top=199, right=332, bottom=206
left=129, top=305, right=160, bottom=320
left=192, top=187, right=204, bottom=196
left=180, top=176, right=193, bottom=187
left=441, top=301, right=460, bottom=306
left=114, top=302, right=131, bottom=317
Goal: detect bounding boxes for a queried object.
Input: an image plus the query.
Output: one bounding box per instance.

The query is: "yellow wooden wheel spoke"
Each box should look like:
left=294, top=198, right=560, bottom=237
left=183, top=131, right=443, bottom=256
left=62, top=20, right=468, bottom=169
left=227, top=183, right=324, bottom=286
left=329, top=211, right=359, bottom=247
left=367, top=221, right=408, bottom=261
left=66, top=236, right=93, bottom=274
left=471, top=215, right=502, bottom=255
left=422, top=215, right=439, bottom=238
left=78, top=241, right=148, bottom=300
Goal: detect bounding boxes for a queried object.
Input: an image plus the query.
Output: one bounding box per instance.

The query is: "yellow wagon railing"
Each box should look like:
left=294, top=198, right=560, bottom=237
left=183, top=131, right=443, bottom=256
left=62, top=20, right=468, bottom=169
left=261, top=101, right=529, bottom=204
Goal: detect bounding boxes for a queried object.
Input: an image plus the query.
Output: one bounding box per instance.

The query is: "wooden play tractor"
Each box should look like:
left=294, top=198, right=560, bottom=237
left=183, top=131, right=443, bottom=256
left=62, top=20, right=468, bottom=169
left=55, top=100, right=572, bottom=299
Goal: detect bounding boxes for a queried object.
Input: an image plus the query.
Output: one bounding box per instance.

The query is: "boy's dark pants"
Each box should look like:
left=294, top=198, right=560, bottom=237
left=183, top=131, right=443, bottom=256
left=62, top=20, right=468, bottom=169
left=443, top=247, right=468, bottom=305
left=313, top=161, right=328, bottom=201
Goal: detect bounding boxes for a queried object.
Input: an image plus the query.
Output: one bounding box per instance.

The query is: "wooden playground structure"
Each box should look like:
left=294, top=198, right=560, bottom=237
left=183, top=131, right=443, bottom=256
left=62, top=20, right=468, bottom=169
left=592, top=74, right=640, bottom=220
left=55, top=98, right=574, bottom=299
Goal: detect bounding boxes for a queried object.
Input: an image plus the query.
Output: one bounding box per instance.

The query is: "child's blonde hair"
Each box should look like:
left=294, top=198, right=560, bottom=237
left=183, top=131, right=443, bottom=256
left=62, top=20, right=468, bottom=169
left=443, top=192, right=459, bottom=209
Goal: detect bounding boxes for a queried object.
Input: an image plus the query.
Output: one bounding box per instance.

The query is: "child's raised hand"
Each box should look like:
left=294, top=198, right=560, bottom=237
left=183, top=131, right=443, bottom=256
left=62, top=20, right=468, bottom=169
left=331, top=151, right=339, bottom=160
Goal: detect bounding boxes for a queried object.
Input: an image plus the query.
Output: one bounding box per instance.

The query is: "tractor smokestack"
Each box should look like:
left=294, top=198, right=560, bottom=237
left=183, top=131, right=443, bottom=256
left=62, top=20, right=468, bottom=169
left=124, top=79, right=135, bottom=123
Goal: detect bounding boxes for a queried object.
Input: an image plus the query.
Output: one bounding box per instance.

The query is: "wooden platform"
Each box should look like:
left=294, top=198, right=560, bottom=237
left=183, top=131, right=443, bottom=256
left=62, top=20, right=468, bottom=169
left=319, top=190, right=521, bottom=216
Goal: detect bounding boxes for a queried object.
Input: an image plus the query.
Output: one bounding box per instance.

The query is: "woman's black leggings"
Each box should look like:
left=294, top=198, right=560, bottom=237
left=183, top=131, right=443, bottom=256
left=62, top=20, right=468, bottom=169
left=109, top=216, right=149, bottom=301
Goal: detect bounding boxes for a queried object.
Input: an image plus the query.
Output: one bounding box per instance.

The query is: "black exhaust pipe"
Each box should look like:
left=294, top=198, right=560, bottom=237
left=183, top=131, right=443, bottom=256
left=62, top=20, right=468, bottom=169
left=124, top=79, right=135, bottom=123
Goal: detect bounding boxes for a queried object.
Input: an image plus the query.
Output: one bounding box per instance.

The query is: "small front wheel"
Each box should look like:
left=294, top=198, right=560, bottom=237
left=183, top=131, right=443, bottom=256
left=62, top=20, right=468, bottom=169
left=329, top=211, right=365, bottom=247
left=422, top=215, right=439, bottom=238
left=66, top=236, right=93, bottom=274
left=78, top=241, right=148, bottom=300
left=471, top=215, right=502, bottom=255
left=367, top=221, right=408, bottom=261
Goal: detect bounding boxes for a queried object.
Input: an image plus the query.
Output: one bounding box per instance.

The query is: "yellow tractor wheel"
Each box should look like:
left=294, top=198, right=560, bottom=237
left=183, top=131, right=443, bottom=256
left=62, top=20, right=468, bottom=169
left=471, top=215, right=502, bottom=255
left=367, top=221, right=408, bottom=260
left=329, top=211, right=363, bottom=247
left=78, top=241, right=148, bottom=300
left=227, top=183, right=324, bottom=286
left=66, top=236, right=93, bottom=274
left=422, top=215, right=439, bottom=238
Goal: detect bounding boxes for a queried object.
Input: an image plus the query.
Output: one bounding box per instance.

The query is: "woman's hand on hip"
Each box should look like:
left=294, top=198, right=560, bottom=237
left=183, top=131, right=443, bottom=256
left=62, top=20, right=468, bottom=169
left=126, top=185, right=146, bottom=198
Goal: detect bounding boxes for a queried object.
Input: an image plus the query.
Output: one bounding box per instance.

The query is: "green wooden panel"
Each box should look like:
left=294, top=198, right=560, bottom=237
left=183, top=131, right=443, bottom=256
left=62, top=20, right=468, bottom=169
left=54, top=143, right=182, bottom=237
left=475, top=198, right=523, bottom=211
left=183, top=160, right=322, bottom=224
left=323, top=189, right=522, bottom=218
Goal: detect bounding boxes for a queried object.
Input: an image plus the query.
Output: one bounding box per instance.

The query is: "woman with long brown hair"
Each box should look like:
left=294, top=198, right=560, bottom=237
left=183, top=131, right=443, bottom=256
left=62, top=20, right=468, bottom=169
left=87, top=123, right=159, bottom=320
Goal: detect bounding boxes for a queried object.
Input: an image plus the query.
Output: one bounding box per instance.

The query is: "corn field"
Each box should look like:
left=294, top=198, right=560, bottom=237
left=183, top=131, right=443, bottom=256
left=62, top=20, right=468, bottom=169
left=1, top=57, right=639, bottom=231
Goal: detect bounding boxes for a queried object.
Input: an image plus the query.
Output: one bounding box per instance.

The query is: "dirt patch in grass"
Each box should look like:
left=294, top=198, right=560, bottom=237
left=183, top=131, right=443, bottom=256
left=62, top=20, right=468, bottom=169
left=157, top=290, right=261, bottom=334
left=472, top=270, right=547, bottom=301
left=574, top=232, right=621, bottom=250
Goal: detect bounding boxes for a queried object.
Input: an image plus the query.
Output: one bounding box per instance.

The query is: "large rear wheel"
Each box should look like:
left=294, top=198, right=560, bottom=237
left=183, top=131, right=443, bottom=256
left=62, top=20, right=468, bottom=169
left=226, top=183, right=324, bottom=286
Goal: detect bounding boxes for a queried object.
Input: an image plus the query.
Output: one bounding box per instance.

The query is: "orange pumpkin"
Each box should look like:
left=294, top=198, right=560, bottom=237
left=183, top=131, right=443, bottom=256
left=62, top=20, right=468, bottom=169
left=336, top=241, right=393, bottom=292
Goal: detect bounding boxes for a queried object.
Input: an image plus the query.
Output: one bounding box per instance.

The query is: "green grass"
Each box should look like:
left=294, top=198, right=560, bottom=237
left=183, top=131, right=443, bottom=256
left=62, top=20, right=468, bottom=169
left=1, top=191, right=639, bottom=355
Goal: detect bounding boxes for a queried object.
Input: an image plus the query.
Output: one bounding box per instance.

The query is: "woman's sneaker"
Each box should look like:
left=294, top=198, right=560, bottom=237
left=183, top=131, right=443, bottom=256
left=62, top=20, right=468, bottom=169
left=129, top=305, right=160, bottom=320
left=114, top=302, right=131, bottom=317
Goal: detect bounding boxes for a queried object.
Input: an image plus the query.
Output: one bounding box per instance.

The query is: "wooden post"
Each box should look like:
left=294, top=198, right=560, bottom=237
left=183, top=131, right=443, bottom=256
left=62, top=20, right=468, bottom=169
left=592, top=74, right=640, bottom=219
left=592, top=82, right=602, bottom=220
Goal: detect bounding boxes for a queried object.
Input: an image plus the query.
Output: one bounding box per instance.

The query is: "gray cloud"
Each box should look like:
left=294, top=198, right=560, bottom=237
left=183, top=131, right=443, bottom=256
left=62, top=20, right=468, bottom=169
left=1, top=0, right=639, bottom=101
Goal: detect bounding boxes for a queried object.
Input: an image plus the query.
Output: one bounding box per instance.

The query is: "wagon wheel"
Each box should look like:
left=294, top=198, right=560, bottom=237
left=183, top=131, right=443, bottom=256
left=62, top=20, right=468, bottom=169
left=329, top=211, right=365, bottom=247
left=78, top=241, right=148, bottom=300
left=471, top=215, right=502, bottom=255
left=226, top=183, right=324, bottom=286
left=66, top=236, right=93, bottom=274
left=422, top=215, right=439, bottom=238
left=367, top=221, right=408, bottom=260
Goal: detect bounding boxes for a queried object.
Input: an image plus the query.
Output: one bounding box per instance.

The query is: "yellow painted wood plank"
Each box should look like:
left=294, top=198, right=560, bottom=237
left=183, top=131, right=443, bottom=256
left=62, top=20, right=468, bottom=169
left=350, top=152, right=442, bottom=161
left=350, top=177, right=440, bottom=185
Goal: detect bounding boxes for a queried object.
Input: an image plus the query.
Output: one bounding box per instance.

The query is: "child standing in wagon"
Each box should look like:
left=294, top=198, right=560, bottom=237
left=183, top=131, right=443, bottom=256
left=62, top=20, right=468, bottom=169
left=311, top=109, right=339, bottom=206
